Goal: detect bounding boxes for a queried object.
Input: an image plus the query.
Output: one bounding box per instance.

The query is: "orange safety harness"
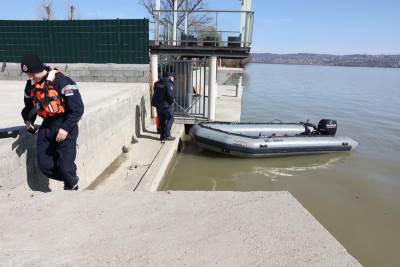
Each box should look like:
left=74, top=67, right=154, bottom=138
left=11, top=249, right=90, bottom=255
left=28, top=71, right=65, bottom=120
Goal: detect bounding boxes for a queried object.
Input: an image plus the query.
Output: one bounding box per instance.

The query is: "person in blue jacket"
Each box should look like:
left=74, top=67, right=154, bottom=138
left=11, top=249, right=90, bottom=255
left=151, top=72, right=176, bottom=142
left=20, top=54, right=84, bottom=190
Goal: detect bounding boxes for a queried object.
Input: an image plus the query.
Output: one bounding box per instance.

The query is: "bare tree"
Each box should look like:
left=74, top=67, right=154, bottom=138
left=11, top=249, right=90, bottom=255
left=139, top=0, right=211, bottom=30
left=41, top=0, right=54, bottom=20
left=68, top=5, right=76, bottom=20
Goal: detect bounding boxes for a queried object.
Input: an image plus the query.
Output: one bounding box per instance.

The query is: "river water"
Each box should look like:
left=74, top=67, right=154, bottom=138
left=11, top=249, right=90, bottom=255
left=161, top=63, right=400, bottom=267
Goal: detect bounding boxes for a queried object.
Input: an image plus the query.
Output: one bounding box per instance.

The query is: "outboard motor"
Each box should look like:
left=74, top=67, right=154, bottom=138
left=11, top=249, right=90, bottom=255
left=317, top=119, right=337, bottom=136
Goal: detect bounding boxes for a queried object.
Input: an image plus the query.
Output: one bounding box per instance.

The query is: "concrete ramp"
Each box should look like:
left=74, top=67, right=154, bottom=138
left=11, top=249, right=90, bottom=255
left=0, top=191, right=360, bottom=266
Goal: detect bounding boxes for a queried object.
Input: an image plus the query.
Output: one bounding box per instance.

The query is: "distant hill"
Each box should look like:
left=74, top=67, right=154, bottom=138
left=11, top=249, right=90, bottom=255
left=250, top=53, right=400, bottom=68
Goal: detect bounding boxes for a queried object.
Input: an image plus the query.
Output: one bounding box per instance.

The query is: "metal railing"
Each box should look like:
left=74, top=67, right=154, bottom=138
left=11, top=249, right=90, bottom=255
left=158, top=56, right=209, bottom=119
left=151, top=10, right=254, bottom=48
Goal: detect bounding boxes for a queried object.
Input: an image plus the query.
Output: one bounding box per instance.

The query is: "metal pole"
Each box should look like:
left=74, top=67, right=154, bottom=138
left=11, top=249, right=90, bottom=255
left=236, top=76, right=243, bottom=97
left=202, top=59, right=206, bottom=118
left=150, top=54, right=159, bottom=117
left=246, top=0, right=252, bottom=14
left=208, top=56, right=217, bottom=121
left=245, top=0, right=252, bottom=46
left=155, top=0, right=160, bottom=45
left=164, top=18, right=170, bottom=45
left=244, top=12, right=248, bottom=47
left=184, top=0, right=188, bottom=35
left=215, top=12, right=218, bottom=29
left=173, top=0, right=178, bottom=46
left=240, top=0, right=252, bottom=47
left=240, top=0, right=245, bottom=46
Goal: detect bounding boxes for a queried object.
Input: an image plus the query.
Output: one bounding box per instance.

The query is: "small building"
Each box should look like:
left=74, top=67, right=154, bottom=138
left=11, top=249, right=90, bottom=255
left=149, top=0, right=254, bottom=122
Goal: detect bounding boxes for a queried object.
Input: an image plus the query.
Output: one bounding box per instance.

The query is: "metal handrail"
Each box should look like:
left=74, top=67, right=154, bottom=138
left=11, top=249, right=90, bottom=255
left=152, top=40, right=244, bottom=44
left=152, top=9, right=254, bottom=48
left=153, top=9, right=254, bottom=14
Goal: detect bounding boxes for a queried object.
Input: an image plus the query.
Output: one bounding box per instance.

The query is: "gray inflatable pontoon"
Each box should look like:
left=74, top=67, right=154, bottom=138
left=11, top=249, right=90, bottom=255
left=190, top=120, right=358, bottom=158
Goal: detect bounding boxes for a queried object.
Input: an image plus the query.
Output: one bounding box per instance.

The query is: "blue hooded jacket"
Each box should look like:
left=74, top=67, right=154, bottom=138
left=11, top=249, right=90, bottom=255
left=151, top=77, right=175, bottom=108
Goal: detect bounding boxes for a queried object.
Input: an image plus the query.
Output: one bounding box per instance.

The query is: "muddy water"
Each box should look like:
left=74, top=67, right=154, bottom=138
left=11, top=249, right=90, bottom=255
left=162, top=63, right=400, bottom=267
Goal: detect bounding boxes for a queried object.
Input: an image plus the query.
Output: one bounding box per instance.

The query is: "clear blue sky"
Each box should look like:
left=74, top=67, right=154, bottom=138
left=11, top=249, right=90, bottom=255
left=1, top=0, right=399, bottom=54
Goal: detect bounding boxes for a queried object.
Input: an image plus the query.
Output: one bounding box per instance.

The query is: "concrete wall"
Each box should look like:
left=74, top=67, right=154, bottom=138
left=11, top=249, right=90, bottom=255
left=0, top=129, right=47, bottom=191
left=0, top=63, right=241, bottom=84
left=0, top=83, right=152, bottom=191
left=0, top=63, right=149, bottom=83
left=74, top=86, right=152, bottom=189
left=217, top=67, right=244, bottom=85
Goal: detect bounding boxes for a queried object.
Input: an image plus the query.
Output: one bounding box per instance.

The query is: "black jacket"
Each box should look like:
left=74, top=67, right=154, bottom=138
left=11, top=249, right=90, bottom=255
left=21, top=68, right=84, bottom=132
left=151, top=78, right=175, bottom=109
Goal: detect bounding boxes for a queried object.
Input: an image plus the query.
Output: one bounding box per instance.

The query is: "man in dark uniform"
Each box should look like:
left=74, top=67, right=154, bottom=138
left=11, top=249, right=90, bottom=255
left=151, top=72, right=175, bottom=142
left=21, top=54, right=84, bottom=190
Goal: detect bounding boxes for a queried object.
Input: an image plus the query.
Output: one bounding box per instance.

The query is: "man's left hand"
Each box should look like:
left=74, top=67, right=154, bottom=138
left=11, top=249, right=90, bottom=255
left=56, top=128, right=68, bottom=142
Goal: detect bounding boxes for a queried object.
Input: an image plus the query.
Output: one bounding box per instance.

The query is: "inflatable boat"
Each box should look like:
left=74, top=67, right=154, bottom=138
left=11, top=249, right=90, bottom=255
left=190, top=119, right=358, bottom=158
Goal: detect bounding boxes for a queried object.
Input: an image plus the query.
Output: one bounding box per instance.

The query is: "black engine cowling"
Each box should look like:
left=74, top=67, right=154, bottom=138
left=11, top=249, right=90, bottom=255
left=317, top=119, right=337, bottom=136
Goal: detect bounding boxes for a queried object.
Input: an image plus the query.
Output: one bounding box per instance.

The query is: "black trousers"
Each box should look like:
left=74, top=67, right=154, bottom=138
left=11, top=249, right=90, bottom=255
left=37, top=118, right=79, bottom=188
left=156, top=106, right=174, bottom=140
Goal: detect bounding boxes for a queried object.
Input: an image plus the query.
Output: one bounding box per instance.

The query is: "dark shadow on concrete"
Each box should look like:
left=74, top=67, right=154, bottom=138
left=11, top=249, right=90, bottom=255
left=140, top=96, right=159, bottom=134
left=141, top=96, right=159, bottom=134
left=135, top=104, right=141, bottom=139
left=135, top=102, right=160, bottom=141
left=138, top=134, right=160, bottom=141
left=10, top=126, right=50, bottom=192
left=140, top=96, right=147, bottom=133
left=144, top=129, right=158, bottom=135
left=221, top=94, right=236, bottom=97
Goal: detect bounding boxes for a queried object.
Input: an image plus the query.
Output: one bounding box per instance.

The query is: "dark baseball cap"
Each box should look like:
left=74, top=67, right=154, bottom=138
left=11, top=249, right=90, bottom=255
left=162, top=72, right=176, bottom=78
left=21, top=54, right=45, bottom=73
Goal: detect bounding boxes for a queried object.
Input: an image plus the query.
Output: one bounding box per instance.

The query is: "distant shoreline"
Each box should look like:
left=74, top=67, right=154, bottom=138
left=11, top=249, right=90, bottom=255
left=249, top=53, right=400, bottom=68
left=248, top=61, right=400, bottom=69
